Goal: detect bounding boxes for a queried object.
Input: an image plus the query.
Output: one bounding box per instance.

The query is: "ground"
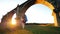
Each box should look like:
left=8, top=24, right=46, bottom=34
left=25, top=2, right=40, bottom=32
left=0, top=25, right=60, bottom=34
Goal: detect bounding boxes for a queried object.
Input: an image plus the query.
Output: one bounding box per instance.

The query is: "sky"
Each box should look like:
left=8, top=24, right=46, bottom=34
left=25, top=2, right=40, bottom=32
left=25, top=4, right=54, bottom=23
left=0, top=0, right=54, bottom=23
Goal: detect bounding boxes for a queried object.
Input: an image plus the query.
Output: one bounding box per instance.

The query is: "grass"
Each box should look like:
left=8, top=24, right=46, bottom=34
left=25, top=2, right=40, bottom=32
left=25, top=25, right=60, bottom=34
left=0, top=25, right=60, bottom=34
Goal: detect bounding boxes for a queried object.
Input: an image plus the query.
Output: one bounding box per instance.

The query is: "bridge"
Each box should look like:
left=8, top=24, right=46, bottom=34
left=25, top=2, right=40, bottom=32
left=1, top=0, right=60, bottom=28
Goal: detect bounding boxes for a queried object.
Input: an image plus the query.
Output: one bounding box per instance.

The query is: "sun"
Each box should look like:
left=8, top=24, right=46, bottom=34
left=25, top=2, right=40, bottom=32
left=12, top=13, right=16, bottom=25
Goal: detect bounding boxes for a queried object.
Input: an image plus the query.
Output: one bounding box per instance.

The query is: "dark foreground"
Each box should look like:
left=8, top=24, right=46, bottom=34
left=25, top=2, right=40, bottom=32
left=0, top=25, right=60, bottom=34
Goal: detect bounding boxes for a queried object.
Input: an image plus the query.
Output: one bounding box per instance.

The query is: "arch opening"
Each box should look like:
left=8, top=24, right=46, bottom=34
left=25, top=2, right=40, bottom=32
left=12, top=13, right=16, bottom=25
left=25, top=4, right=54, bottom=23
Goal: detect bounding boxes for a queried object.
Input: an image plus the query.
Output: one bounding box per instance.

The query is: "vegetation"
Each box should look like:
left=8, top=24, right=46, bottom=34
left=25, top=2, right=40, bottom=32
left=0, top=25, right=60, bottom=34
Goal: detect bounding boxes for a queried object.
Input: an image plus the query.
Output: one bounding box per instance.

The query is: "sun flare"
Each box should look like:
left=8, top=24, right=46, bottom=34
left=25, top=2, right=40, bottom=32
left=12, top=13, right=16, bottom=25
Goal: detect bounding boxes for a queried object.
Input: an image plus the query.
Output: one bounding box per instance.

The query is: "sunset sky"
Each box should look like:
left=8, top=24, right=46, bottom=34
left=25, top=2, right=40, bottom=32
left=0, top=0, right=54, bottom=23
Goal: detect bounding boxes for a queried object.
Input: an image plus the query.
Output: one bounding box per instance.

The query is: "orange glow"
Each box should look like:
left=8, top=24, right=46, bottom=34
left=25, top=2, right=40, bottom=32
left=52, top=12, right=58, bottom=26
left=35, top=0, right=54, bottom=10
left=36, top=0, right=44, bottom=4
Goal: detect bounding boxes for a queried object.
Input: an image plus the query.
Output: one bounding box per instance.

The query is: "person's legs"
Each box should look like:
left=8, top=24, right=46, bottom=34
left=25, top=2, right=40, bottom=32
left=20, top=15, right=27, bottom=29
left=20, top=16, right=25, bottom=29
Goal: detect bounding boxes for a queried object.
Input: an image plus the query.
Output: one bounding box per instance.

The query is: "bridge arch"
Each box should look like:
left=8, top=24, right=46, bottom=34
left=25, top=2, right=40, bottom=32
left=1, top=0, right=59, bottom=27
left=16, top=0, right=58, bottom=26
left=35, top=0, right=58, bottom=26
left=11, top=0, right=58, bottom=26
